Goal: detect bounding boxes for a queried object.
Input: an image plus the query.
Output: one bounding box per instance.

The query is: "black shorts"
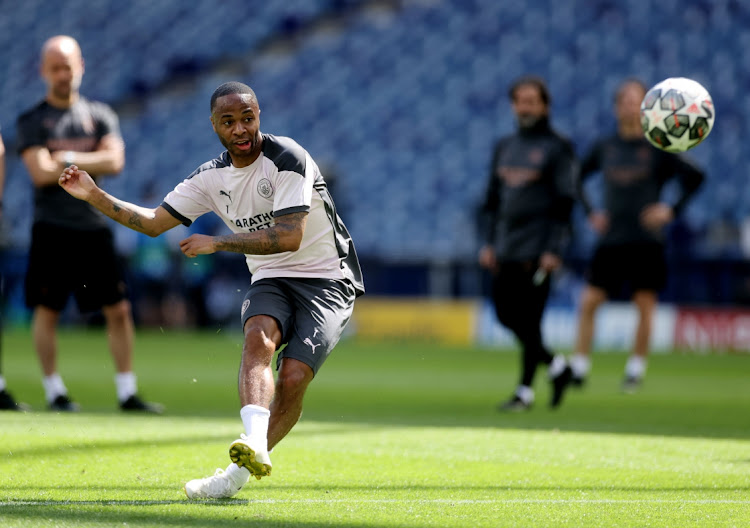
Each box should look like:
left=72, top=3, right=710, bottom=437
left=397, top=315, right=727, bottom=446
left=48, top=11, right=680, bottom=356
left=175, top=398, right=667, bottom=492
left=241, top=277, right=357, bottom=375
left=587, top=243, right=667, bottom=298
left=25, top=223, right=128, bottom=312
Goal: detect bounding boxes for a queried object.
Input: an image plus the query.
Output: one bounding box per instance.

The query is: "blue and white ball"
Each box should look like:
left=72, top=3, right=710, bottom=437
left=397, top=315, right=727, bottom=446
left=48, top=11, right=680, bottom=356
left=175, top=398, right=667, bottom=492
left=640, top=77, right=714, bottom=152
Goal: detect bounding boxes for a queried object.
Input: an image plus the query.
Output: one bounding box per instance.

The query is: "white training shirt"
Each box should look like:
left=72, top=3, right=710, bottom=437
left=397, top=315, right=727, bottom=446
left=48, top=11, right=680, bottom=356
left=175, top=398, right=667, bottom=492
left=161, top=134, right=363, bottom=292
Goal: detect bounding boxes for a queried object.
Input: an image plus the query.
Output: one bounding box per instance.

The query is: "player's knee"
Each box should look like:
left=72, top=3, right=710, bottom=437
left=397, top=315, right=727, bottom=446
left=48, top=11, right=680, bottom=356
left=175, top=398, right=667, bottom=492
left=103, top=299, right=131, bottom=323
left=580, top=297, right=598, bottom=316
left=243, top=316, right=281, bottom=350
left=243, top=323, right=277, bottom=356
left=277, top=360, right=312, bottom=395
left=34, top=305, right=61, bottom=326
left=243, top=328, right=273, bottom=353
left=581, top=288, right=605, bottom=314
left=633, top=291, right=657, bottom=313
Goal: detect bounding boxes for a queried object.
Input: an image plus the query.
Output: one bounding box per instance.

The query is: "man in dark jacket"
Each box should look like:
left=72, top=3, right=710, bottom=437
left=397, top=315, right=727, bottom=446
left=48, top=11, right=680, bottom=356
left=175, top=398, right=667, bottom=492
left=478, top=76, right=577, bottom=411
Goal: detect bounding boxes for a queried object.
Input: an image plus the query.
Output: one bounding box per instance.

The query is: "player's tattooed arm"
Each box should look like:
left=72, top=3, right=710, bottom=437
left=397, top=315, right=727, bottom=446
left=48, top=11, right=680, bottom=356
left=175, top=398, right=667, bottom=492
left=87, top=189, right=176, bottom=236
left=213, top=211, right=308, bottom=255
left=59, top=165, right=181, bottom=236
left=110, top=201, right=145, bottom=230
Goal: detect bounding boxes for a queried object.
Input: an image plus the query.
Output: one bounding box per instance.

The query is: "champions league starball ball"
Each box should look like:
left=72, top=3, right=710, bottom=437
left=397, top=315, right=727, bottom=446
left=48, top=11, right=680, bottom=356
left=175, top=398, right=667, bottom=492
left=640, top=77, right=714, bottom=152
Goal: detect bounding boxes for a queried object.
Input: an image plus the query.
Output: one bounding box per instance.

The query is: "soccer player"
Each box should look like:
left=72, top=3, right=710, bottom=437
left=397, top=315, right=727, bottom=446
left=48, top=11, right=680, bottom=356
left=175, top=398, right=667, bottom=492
left=570, top=78, right=705, bottom=392
left=477, top=75, right=577, bottom=411
left=58, top=81, right=364, bottom=499
left=0, top=129, right=29, bottom=411
left=16, top=36, right=161, bottom=413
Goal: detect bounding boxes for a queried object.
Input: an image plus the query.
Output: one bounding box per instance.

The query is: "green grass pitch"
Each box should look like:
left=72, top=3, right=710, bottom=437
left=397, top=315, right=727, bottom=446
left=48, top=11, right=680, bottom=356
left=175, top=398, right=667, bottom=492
left=1, top=328, right=748, bottom=527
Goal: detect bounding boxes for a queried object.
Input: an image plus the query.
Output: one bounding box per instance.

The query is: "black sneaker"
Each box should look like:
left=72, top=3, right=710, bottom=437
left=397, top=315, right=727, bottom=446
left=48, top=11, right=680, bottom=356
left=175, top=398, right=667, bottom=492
left=497, top=395, right=532, bottom=412
left=49, top=394, right=80, bottom=412
left=0, top=389, right=31, bottom=412
left=570, top=375, right=586, bottom=388
left=119, top=394, right=164, bottom=414
left=621, top=376, right=642, bottom=394
left=550, top=366, right=573, bottom=408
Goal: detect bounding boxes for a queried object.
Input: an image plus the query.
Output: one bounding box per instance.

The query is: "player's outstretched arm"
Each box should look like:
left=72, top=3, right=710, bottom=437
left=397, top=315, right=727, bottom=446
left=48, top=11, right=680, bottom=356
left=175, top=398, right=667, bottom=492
left=51, top=134, right=125, bottom=176
left=179, top=211, right=307, bottom=258
left=59, top=165, right=180, bottom=237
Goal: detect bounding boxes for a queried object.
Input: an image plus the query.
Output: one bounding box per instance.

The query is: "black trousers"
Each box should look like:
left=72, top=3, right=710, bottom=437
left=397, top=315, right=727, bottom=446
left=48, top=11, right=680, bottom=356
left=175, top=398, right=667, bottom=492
left=491, top=260, right=554, bottom=387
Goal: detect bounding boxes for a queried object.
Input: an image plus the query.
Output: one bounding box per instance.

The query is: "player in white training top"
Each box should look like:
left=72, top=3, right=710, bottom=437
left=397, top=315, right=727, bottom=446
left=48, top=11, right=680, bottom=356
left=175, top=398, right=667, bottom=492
left=59, top=81, right=364, bottom=499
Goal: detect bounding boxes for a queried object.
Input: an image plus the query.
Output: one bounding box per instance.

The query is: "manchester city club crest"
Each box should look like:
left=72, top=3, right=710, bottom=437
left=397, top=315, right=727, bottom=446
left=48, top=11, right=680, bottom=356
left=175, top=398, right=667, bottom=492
left=257, top=178, right=273, bottom=198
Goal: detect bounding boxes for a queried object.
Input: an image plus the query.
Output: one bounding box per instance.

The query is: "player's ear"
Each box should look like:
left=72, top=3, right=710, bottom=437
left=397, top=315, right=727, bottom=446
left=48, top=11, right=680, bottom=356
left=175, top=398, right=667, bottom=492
left=210, top=115, right=217, bottom=133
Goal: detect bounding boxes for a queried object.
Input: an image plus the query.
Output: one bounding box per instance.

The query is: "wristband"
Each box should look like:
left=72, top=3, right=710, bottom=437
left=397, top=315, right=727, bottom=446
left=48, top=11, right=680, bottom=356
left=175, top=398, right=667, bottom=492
left=64, top=151, right=75, bottom=167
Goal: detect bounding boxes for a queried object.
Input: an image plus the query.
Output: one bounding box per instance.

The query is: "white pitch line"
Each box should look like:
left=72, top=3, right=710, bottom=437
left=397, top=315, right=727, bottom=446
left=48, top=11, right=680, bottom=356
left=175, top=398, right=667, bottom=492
left=1, top=499, right=749, bottom=506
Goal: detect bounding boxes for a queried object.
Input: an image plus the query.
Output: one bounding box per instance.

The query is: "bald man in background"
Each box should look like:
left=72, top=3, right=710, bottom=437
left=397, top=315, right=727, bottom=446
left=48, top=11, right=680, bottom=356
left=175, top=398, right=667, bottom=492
left=16, top=35, right=161, bottom=413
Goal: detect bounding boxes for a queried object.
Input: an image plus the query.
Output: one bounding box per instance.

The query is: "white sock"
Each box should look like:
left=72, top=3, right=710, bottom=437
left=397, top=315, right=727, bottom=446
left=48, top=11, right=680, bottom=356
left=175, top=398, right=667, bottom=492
left=515, top=385, right=534, bottom=404
left=625, top=356, right=647, bottom=379
left=570, top=354, right=591, bottom=379
left=225, top=463, right=251, bottom=486
left=115, top=372, right=137, bottom=402
left=240, top=404, right=270, bottom=452
left=0, top=375, right=6, bottom=392
left=548, top=354, right=567, bottom=378
left=43, top=373, right=68, bottom=402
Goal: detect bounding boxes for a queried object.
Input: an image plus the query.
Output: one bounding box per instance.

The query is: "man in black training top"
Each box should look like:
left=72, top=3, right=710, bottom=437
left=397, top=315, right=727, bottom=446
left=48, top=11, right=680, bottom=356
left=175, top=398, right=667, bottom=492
left=570, top=78, right=704, bottom=392
left=478, top=75, right=577, bottom=412
left=16, top=35, right=161, bottom=413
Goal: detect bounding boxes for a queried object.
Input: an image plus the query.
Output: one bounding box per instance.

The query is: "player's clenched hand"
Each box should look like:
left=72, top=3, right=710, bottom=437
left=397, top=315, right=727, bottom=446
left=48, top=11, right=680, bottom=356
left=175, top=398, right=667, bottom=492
left=179, top=234, right=217, bottom=258
left=58, top=165, right=97, bottom=201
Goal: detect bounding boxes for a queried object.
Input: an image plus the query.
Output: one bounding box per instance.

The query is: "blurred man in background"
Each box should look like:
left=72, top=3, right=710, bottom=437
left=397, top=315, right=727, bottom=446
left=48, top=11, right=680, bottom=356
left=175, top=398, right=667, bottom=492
left=16, top=35, right=161, bottom=413
left=571, top=78, right=705, bottom=392
left=0, top=129, right=29, bottom=411
left=59, top=81, right=364, bottom=499
left=478, top=75, right=577, bottom=411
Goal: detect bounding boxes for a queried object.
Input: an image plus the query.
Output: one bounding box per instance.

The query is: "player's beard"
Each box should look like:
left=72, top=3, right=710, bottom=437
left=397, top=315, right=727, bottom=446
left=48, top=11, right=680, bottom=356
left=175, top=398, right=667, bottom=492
left=222, top=131, right=261, bottom=159
left=517, top=114, right=543, bottom=129
left=245, top=131, right=261, bottom=152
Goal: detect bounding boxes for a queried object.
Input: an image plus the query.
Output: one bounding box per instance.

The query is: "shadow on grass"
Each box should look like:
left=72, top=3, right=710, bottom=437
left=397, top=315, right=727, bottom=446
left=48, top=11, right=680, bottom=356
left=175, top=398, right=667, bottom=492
left=0, top=498, right=246, bottom=505
left=1, top=433, right=230, bottom=460
left=4, top=407, right=749, bottom=448
left=2, top=484, right=749, bottom=528
left=0, top=504, right=371, bottom=528
left=4, top=482, right=750, bottom=495
left=0, top=423, right=385, bottom=461
left=292, top=392, right=750, bottom=440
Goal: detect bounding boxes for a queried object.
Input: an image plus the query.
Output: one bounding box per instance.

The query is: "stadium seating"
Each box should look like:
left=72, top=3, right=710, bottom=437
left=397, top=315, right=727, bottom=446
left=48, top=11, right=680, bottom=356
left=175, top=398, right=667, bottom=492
left=1, top=0, right=747, bottom=305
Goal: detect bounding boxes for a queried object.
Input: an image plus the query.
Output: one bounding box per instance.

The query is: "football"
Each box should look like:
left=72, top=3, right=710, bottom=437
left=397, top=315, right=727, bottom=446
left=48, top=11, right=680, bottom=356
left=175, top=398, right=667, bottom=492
left=640, top=77, right=714, bottom=152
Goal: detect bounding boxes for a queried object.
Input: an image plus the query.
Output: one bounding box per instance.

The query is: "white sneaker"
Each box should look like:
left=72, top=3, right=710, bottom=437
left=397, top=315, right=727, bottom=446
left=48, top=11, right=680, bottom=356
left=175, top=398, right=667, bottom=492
left=229, top=434, right=272, bottom=480
left=184, top=465, right=244, bottom=499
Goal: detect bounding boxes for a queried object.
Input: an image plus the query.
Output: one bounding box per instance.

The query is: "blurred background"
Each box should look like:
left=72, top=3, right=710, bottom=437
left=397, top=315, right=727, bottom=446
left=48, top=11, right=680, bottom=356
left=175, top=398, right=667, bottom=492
left=1, top=0, right=749, bottom=351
